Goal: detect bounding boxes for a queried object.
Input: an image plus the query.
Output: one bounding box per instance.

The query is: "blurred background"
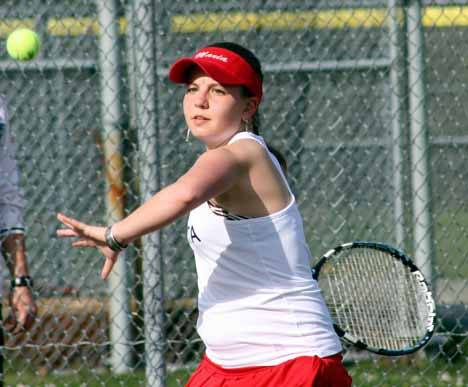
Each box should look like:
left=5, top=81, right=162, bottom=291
left=0, top=0, right=466, bottom=385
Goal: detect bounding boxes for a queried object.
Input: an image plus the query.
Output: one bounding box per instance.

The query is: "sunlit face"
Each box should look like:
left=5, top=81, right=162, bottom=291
left=183, top=68, right=255, bottom=149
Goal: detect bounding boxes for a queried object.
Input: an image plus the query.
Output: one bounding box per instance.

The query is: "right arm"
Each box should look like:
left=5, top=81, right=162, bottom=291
left=114, top=145, right=245, bottom=243
left=57, top=145, right=249, bottom=279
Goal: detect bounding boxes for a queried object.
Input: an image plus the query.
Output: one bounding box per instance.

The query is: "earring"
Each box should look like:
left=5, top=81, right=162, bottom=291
left=242, top=118, right=252, bottom=132
left=185, top=127, right=191, bottom=142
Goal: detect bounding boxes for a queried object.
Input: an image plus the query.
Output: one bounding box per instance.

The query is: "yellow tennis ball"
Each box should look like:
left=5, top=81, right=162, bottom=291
left=6, top=28, right=40, bottom=61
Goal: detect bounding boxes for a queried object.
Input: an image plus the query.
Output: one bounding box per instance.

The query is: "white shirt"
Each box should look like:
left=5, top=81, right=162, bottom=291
left=187, top=132, right=342, bottom=368
left=0, top=96, right=26, bottom=294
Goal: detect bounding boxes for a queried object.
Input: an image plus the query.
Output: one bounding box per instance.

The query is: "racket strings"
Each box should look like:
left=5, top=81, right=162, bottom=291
left=320, top=248, right=429, bottom=351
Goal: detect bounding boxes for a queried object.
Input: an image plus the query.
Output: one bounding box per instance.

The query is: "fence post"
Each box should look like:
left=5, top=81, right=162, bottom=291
left=406, top=0, right=434, bottom=285
left=388, top=0, right=406, bottom=249
left=127, top=1, right=166, bottom=385
left=97, top=0, right=132, bottom=373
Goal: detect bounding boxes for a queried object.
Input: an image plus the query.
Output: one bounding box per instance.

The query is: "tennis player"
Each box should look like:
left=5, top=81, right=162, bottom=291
left=57, top=42, right=352, bottom=386
left=1, top=96, right=37, bottom=384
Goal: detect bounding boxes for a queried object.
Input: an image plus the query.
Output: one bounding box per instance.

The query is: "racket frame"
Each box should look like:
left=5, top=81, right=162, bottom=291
left=312, top=241, right=437, bottom=356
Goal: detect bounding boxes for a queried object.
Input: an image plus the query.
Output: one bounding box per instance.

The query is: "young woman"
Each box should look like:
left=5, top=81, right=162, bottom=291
left=57, top=42, right=352, bottom=386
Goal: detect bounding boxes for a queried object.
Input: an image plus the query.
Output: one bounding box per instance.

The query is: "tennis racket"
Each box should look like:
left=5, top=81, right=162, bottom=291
left=312, top=241, right=436, bottom=356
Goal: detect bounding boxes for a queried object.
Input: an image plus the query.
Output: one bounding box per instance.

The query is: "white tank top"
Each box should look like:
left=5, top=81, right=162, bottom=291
left=187, top=132, right=342, bottom=368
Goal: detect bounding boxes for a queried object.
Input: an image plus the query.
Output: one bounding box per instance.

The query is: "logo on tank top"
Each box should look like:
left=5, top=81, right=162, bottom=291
left=188, top=225, right=201, bottom=243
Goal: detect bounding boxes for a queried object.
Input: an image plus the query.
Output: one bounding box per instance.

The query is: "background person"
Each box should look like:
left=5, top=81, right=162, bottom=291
left=0, top=96, right=36, bottom=332
left=0, top=96, right=37, bottom=384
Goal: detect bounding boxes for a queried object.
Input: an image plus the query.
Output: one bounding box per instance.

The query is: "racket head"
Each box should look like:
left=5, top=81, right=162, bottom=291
left=312, top=241, right=436, bottom=356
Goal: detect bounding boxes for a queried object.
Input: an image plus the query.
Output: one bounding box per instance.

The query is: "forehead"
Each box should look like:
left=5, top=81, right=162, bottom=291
left=184, top=66, right=245, bottom=98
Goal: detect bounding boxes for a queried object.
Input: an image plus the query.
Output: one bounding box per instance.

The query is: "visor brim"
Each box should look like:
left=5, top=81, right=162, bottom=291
left=169, top=57, right=245, bottom=86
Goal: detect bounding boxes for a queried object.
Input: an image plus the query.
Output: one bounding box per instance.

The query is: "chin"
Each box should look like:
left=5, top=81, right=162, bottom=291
left=192, top=133, right=223, bottom=149
left=189, top=129, right=205, bottom=140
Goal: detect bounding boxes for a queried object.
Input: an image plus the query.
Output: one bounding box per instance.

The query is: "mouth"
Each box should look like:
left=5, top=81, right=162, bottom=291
left=192, top=115, right=210, bottom=124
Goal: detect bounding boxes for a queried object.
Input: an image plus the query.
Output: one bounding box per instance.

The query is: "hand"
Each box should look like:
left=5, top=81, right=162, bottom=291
left=5, top=286, right=37, bottom=334
left=56, top=213, right=121, bottom=279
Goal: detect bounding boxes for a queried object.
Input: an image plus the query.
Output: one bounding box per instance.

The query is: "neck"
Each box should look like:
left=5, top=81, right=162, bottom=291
left=203, top=129, right=243, bottom=150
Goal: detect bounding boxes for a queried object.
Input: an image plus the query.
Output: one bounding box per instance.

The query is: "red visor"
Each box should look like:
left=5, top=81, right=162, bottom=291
left=168, top=47, right=263, bottom=101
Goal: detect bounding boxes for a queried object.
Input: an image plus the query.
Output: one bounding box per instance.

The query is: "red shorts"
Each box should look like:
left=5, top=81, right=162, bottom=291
left=186, top=353, right=352, bottom=387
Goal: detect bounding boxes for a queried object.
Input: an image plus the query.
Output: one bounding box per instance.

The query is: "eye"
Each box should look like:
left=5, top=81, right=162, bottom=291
left=186, top=85, right=198, bottom=94
left=211, top=87, right=226, bottom=95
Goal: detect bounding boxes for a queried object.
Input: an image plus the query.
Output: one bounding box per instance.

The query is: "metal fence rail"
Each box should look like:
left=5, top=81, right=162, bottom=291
left=1, top=0, right=467, bottom=386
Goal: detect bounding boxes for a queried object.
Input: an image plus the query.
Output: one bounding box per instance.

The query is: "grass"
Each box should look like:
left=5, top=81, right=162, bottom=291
left=347, top=357, right=467, bottom=387
left=4, top=356, right=466, bottom=386
left=5, top=369, right=146, bottom=387
left=5, top=367, right=191, bottom=387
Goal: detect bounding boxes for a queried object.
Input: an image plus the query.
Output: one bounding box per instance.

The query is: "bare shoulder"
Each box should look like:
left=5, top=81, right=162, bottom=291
left=225, top=138, right=268, bottom=165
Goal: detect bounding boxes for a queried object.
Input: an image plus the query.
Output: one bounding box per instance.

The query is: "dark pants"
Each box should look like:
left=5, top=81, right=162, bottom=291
left=0, top=303, right=3, bottom=387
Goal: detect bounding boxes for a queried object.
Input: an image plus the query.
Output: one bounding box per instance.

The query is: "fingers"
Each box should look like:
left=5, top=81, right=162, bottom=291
left=56, top=213, right=97, bottom=243
left=101, top=257, right=116, bottom=280
left=15, top=307, right=36, bottom=333
left=57, top=212, right=86, bottom=230
left=8, top=289, right=37, bottom=335
left=56, top=213, right=106, bottom=244
left=57, top=212, right=117, bottom=280
left=56, top=229, right=80, bottom=238
left=56, top=213, right=85, bottom=239
left=72, top=239, right=97, bottom=248
left=99, top=247, right=120, bottom=279
left=9, top=310, right=34, bottom=335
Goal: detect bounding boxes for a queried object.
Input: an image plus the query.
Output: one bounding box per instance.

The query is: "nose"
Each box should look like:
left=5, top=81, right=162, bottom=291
left=194, top=90, right=209, bottom=109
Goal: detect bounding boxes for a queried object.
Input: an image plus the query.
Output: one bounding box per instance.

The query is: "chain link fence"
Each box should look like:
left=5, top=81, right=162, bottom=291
left=1, top=0, right=467, bottom=385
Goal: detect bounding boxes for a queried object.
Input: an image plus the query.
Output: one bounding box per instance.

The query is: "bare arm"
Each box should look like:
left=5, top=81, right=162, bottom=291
left=112, top=147, right=244, bottom=243
left=2, top=233, right=29, bottom=277
left=57, top=146, right=246, bottom=279
left=2, top=234, right=37, bottom=333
